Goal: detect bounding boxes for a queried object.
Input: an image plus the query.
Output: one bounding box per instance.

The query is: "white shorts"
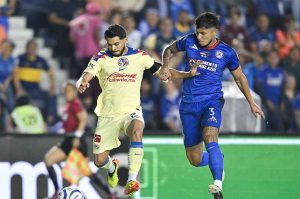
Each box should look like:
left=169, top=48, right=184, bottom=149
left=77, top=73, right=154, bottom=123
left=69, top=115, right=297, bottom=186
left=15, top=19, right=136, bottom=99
left=93, top=109, right=144, bottom=154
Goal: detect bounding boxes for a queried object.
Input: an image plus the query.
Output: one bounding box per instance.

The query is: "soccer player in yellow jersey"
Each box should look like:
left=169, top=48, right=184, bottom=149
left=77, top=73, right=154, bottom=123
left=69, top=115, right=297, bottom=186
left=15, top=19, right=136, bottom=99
left=76, top=24, right=197, bottom=196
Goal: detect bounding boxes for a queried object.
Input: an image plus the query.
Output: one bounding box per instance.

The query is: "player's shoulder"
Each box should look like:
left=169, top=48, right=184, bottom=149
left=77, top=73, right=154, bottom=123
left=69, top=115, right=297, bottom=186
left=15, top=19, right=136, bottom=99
left=217, top=40, right=237, bottom=55
left=92, top=48, right=111, bottom=61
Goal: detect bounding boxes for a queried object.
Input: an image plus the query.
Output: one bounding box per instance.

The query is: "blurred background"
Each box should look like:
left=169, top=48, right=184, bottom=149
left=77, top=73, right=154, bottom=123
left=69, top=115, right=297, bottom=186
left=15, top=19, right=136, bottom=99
left=0, top=0, right=300, bottom=198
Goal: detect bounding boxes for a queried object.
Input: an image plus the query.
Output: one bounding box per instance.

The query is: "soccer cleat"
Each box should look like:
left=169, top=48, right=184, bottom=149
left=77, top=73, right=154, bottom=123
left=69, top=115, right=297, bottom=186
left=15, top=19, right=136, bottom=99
left=108, top=159, right=120, bottom=188
left=124, top=180, right=140, bottom=196
left=208, top=184, right=223, bottom=199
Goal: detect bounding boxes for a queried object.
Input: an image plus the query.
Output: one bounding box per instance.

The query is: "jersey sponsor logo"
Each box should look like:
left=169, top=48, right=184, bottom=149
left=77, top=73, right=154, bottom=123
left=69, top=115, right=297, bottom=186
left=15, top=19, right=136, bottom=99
left=189, top=59, right=218, bottom=72
left=190, top=44, right=198, bottom=50
left=107, top=72, right=137, bottom=82
left=118, top=57, right=129, bottom=71
left=215, top=50, right=223, bottom=59
left=94, top=135, right=101, bottom=143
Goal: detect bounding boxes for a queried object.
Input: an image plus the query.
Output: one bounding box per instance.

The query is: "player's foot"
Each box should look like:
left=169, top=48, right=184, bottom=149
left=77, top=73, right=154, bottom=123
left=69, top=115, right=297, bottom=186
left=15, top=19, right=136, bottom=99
left=108, top=159, right=120, bottom=188
left=208, top=184, right=223, bottom=199
left=124, top=180, right=140, bottom=196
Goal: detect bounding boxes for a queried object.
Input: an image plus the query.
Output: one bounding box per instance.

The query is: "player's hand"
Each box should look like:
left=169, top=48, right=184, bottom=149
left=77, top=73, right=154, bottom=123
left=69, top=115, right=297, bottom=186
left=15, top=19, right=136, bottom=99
left=159, top=66, right=171, bottom=82
left=189, top=61, right=201, bottom=77
left=72, top=137, right=80, bottom=148
left=76, top=78, right=90, bottom=93
left=250, top=102, right=265, bottom=120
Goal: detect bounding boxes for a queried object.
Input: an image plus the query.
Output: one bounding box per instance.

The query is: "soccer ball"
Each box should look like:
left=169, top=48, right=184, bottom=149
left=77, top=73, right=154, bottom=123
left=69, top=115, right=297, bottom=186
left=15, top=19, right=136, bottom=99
left=58, top=186, right=85, bottom=199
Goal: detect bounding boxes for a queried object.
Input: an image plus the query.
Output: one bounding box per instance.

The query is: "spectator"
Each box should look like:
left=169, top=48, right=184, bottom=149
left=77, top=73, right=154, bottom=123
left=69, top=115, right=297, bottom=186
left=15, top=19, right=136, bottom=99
left=276, top=15, right=300, bottom=59
left=141, top=78, right=158, bottom=130
left=138, top=8, right=159, bottom=38
left=69, top=2, right=102, bottom=78
left=293, top=93, right=300, bottom=133
left=173, top=9, right=194, bottom=38
left=160, top=81, right=181, bottom=133
left=144, top=17, right=176, bottom=62
left=122, top=12, right=142, bottom=49
left=0, top=40, right=15, bottom=111
left=256, top=51, right=285, bottom=132
left=282, top=47, right=300, bottom=91
left=168, top=0, right=194, bottom=22
left=243, top=53, right=265, bottom=90
left=48, top=0, right=84, bottom=69
left=0, top=96, right=12, bottom=132
left=10, top=95, right=46, bottom=134
left=13, top=39, right=57, bottom=125
left=280, top=74, right=299, bottom=134
left=220, top=8, right=251, bottom=50
left=249, top=13, right=276, bottom=52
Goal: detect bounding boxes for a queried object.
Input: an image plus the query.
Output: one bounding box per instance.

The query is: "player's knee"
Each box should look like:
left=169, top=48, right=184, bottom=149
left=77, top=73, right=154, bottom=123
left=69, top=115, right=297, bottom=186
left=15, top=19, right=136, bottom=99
left=188, top=156, right=202, bottom=167
left=129, top=128, right=143, bottom=141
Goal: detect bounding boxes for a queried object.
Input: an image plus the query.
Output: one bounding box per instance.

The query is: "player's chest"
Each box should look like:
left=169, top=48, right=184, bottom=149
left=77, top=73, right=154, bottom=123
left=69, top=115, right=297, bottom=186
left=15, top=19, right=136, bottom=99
left=187, top=49, right=227, bottom=73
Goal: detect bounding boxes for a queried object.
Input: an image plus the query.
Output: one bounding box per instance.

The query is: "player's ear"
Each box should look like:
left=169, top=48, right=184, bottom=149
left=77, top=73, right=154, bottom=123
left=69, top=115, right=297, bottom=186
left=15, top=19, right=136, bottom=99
left=124, top=37, right=128, bottom=44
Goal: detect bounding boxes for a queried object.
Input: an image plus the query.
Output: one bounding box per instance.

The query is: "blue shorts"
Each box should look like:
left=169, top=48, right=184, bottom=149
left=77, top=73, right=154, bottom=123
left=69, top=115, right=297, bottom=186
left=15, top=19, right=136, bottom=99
left=179, top=98, right=224, bottom=148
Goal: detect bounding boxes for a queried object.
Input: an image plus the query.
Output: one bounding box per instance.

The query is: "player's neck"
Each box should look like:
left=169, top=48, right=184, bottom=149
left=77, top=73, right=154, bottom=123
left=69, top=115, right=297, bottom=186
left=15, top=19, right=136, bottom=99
left=206, top=38, right=218, bottom=49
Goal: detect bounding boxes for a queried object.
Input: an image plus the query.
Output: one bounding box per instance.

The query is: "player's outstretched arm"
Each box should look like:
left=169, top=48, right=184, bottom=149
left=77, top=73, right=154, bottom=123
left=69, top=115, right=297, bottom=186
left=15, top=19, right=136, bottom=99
left=76, top=72, right=93, bottom=94
left=231, top=66, right=265, bottom=119
left=170, top=61, right=200, bottom=79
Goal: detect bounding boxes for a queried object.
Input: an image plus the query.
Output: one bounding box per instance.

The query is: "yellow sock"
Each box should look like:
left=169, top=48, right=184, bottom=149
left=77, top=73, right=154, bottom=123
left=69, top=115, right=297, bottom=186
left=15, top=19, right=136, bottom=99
left=100, top=156, right=113, bottom=171
left=128, top=146, right=144, bottom=181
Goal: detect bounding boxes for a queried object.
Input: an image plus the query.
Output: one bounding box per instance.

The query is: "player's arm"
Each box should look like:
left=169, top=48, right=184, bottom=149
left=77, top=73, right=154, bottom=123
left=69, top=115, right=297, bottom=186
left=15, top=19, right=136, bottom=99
left=76, top=72, right=94, bottom=93
left=161, top=41, right=179, bottom=80
left=170, top=61, right=200, bottom=79
left=231, top=66, right=265, bottom=119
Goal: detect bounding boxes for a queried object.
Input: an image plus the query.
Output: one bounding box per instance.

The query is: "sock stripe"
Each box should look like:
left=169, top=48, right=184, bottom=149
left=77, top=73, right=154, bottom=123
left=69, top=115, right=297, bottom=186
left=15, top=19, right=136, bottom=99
left=99, top=157, right=109, bottom=168
left=130, top=141, right=143, bottom=148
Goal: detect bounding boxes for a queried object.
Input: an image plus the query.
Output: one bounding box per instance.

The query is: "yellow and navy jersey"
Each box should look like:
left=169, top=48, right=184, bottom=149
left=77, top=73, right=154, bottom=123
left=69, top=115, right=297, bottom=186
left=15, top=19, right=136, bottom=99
left=15, top=54, right=50, bottom=90
left=84, top=47, right=155, bottom=117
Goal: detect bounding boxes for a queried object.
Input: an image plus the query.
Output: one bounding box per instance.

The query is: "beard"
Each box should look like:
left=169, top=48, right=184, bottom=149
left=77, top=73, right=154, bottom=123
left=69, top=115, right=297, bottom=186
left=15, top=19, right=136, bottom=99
left=112, top=47, right=126, bottom=57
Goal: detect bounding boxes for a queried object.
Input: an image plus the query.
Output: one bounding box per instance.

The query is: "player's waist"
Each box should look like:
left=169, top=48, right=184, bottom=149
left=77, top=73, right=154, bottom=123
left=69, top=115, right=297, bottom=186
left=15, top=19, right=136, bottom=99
left=95, top=106, right=142, bottom=117
left=181, top=92, right=223, bottom=103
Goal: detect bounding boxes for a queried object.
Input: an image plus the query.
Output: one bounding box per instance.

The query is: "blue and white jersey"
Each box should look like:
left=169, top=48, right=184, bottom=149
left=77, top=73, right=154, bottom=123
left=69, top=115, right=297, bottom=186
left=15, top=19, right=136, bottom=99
left=176, top=34, right=239, bottom=103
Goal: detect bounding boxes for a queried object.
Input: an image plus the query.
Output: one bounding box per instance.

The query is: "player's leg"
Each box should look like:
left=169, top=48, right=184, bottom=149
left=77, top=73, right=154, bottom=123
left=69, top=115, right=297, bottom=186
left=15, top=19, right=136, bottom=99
left=93, top=117, right=122, bottom=188
left=44, top=145, right=67, bottom=196
left=185, top=142, right=209, bottom=167
left=124, top=116, right=145, bottom=196
left=201, top=99, right=225, bottom=198
left=180, top=101, right=208, bottom=167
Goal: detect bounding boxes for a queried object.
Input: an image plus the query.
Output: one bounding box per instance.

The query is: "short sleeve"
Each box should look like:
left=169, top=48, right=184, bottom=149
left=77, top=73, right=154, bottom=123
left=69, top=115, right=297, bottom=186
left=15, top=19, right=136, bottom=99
left=227, top=49, right=239, bottom=71
left=176, top=35, right=188, bottom=51
left=83, top=55, right=102, bottom=76
left=142, top=52, right=155, bottom=70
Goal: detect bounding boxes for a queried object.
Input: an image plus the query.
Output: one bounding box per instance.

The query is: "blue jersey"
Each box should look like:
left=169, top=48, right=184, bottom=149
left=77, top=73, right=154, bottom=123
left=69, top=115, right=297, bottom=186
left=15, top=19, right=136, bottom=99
left=176, top=34, right=239, bottom=103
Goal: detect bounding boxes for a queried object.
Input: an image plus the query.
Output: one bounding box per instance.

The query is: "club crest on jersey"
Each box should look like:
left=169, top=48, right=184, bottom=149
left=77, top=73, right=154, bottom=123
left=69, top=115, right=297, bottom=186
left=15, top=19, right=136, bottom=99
left=118, top=57, right=129, bottom=71
left=215, top=50, right=223, bottom=59
left=200, top=52, right=209, bottom=58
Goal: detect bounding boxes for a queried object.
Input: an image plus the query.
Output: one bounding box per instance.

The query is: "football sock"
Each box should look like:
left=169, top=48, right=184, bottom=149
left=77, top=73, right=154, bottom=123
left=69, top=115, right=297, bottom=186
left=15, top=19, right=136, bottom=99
left=197, top=151, right=209, bottom=167
left=206, top=142, right=224, bottom=185
left=46, top=166, right=59, bottom=191
left=128, top=142, right=144, bottom=182
left=99, top=156, right=115, bottom=174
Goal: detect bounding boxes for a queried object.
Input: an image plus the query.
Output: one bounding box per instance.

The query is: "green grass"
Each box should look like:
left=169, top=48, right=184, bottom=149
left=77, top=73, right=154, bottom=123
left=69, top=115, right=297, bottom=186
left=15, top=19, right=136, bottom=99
left=141, top=142, right=300, bottom=199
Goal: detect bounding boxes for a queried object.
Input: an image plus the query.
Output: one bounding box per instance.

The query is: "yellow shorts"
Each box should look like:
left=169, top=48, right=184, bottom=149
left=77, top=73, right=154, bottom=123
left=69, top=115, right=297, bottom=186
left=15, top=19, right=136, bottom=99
left=93, top=110, right=144, bottom=154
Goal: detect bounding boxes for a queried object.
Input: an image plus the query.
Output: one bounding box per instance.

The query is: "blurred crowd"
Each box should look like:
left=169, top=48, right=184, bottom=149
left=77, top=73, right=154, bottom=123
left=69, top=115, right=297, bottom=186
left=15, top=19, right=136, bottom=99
left=0, top=0, right=300, bottom=134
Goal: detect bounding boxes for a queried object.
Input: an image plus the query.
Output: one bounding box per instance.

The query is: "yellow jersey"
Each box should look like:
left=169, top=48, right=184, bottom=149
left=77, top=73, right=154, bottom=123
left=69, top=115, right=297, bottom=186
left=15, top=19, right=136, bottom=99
left=84, top=47, right=155, bottom=117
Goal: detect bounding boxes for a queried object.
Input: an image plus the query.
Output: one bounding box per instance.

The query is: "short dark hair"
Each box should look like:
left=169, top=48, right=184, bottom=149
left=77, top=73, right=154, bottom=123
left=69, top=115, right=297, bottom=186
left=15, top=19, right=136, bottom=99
left=195, top=12, right=219, bottom=29
left=104, top=24, right=127, bottom=39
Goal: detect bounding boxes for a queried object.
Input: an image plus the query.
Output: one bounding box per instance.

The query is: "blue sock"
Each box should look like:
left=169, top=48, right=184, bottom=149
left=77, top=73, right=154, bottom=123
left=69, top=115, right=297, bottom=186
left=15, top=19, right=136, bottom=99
left=206, top=142, right=224, bottom=181
left=197, top=151, right=209, bottom=167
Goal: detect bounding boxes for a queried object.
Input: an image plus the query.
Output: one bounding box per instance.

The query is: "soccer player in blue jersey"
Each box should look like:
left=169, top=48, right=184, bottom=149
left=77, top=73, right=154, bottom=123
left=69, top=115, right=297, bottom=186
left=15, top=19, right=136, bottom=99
left=161, top=12, right=265, bottom=199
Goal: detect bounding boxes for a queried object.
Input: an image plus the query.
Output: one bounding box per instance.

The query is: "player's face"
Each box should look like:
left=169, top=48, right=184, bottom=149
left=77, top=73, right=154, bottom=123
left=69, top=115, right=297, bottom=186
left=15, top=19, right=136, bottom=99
left=106, top=36, right=128, bottom=57
left=195, top=27, right=217, bottom=47
left=64, top=85, right=77, bottom=102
